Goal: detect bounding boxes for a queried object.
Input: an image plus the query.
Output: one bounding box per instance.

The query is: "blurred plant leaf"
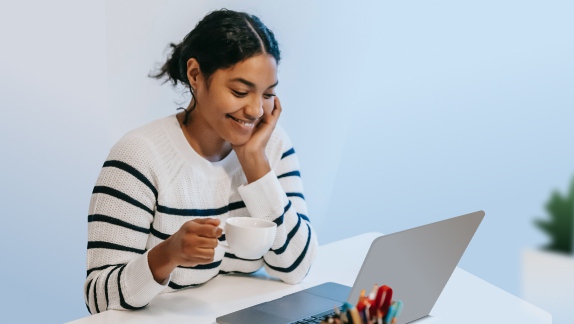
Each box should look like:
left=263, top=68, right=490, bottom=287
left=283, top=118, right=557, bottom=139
left=535, top=177, right=574, bottom=254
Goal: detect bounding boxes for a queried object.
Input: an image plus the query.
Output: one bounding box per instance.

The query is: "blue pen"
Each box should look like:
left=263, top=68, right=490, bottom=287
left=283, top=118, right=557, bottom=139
left=384, top=302, right=397, bottom=324
left=341, top=302, right=353, bottom=312
left=391, top=300, right=403, bottom=324
left=394, top=300, right=404, bottom=319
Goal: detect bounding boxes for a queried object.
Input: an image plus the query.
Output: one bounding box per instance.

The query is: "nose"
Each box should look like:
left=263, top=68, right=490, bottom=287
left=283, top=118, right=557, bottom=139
left=244, top=96, right=264, bottom=120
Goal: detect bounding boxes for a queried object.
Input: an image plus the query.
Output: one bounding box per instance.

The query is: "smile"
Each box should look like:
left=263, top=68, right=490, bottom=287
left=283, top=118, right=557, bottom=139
left=227, top=114, right=255, bottom=127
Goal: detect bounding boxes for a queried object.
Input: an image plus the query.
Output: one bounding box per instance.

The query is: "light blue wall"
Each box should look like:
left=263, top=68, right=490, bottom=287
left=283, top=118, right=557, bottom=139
left=0, top=1, right=109, bottom=322
left=0, top=0, right=572, bottom=322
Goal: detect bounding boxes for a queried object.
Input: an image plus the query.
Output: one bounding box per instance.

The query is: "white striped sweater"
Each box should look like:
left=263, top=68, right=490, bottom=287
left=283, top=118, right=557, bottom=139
left=84, top=114, right=318, bottom=314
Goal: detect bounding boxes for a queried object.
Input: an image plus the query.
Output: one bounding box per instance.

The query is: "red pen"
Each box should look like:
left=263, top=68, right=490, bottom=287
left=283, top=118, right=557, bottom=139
left=373, top=285, right=393, bottom=318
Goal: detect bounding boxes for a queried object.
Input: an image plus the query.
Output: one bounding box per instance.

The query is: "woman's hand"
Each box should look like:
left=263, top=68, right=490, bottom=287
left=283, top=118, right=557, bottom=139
left=232, top=96, right=282, bottom=183
left=167, top=218, right=223, bottom=266
left=148, top=218, right=222, bottom=284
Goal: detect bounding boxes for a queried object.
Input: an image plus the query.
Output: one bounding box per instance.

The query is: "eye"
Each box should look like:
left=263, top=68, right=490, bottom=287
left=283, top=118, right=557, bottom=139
left=232, top=90, right=248, bottom=98
left=263, top=93, right=276, bottom=99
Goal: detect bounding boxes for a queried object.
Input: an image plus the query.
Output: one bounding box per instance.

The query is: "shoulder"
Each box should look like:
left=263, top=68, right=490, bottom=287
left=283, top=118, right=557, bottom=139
left=107, top=116, right=174, bottom=167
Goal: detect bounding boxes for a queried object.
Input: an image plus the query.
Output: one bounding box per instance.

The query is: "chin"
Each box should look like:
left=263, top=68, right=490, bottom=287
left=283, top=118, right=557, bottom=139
left=227, top=133, right=252, bottom=147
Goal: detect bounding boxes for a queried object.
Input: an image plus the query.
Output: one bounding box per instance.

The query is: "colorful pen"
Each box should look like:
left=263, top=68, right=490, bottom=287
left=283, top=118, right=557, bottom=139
left=348, top=307, right=362, bottom=324
left=389, top=300, right=403, bottom=324
left=384, top=302, right=397, bottom=324
left=378, top=285, right=393, bottom=317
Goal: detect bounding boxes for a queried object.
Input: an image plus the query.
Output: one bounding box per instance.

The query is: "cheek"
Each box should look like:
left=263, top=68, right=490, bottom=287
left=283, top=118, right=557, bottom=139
left=203, top=94, right=232, bottom=117
left=217, top=94, right=243, bottom=113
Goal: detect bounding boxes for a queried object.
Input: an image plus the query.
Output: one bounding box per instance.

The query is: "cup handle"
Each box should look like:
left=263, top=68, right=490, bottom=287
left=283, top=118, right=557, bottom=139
left=218, top=240, right=231, bottom=254
left=217, top=223, right=233, bottom=253
left=217, top=223, right=231, bottom=253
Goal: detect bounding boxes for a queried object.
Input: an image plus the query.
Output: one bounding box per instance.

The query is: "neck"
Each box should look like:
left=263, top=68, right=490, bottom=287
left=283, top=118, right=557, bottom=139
left=177, top=109, right=232, bottom=162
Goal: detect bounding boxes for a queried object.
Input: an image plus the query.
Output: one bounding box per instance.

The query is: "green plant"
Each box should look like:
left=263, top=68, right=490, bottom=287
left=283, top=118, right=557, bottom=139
left=535, top=177, right=574, bottom=254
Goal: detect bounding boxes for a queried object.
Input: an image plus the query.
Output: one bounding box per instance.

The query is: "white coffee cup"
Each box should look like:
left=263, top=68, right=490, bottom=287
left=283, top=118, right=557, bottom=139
left=218, top=217, right=277, bottom=259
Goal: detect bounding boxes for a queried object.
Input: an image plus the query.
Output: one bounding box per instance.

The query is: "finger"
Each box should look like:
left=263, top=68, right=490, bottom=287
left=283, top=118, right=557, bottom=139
left=272, top=96, right=283, bottom=117
left=181, top=244, right=216, bottom=262
left=194, top=247, right=216, bottom=261
left=192, top=218, right=221, bottom=226
left=214, top=226, right=223, bottom=238
left=256, top=103, right=274, bottom=128
left=185, top=254, right=214, bottom=265
left=192, top=219, right=222, bottom=234
left=256, top=97, right=281, bottom=129
left=193, top=257, right=215, bottom=265
left=194, top=236, right=219, bottom=249
left=266, top=96, right=281, bottom=125
left=194, top=223, right=222, bottom=238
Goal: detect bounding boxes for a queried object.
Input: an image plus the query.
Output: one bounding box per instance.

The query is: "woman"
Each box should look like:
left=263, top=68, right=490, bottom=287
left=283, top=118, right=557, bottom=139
left=84, top=9, right=318, bottom=314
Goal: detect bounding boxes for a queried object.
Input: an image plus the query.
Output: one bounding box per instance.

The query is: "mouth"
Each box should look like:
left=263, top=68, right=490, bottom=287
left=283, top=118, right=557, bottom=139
left=227, top=114, right=255, bottom=127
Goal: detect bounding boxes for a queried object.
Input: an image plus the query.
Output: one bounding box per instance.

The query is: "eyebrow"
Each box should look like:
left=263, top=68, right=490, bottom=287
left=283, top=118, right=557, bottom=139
left=230, top=77, right=279, bottom=90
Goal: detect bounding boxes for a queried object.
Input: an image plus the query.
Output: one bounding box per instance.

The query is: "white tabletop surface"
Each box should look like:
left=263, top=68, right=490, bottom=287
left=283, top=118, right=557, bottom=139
left=67, top=232, right=551, bottom=324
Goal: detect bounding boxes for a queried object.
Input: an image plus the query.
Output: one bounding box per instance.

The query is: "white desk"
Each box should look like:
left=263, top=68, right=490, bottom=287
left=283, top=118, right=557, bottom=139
left=67, top=233, right=551, bottom=324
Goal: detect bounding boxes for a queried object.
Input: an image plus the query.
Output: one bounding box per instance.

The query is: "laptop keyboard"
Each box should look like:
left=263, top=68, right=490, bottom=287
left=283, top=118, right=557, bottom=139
left=290, top=309, right=336, bottom=324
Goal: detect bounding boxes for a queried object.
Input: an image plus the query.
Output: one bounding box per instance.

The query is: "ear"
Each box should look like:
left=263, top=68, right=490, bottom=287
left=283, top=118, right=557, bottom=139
left=186, top=58, right=202, bottom=90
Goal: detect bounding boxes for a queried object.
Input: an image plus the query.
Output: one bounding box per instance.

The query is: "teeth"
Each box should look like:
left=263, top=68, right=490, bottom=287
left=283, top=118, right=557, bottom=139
left=230, top=115, right=254, bottom=127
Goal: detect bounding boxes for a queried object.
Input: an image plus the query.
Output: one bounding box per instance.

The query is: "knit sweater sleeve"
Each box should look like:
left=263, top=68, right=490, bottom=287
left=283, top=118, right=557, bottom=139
left=84, top=133, right=168, bottom=314
left=237, top=126, right=318, bottom=284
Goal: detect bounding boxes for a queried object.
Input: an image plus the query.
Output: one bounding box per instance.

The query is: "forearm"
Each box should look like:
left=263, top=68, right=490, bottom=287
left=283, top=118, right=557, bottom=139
left=237, top=152, right=271, bottom=184
left=147, top=239, right=178, bottom=284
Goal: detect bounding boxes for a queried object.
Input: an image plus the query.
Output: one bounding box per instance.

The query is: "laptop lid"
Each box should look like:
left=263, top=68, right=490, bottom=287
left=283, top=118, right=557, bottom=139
left=217, top=210, right=484, bottom=324
left=348, top=210, right=484, bottom=324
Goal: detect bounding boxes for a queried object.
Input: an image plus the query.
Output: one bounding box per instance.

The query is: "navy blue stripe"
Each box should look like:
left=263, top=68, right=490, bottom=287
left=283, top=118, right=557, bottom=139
left=219, top=234, right=226, bottom=242
left=274, top=216, right=284, bottom=227
left=297, top=213, right=310, bottom=223
left=265, top=223, right=312, bottom=273
left=178, top=260, right=221, bottom=270
left=272, top=200, right=292, bottom=227
left=86, top=279, right=93, bottom=314
left=277, top=170, right=301, bottom=179
left=87, top=241, right=146, bottom=254
left=87, top=263, right=124, bottom=277
left=224, top=252, right=262, bottom=262
left=219, top=269, right=259, bottom=275
left=93, top=276, right=100, bottom=314
left=103, top=160, right=158, bottom=199
left=150, top=225, right=170, bottom=240
left=286, top=192, right=305, bottom=200
left=167, top=273, right=218, bottom=290
left=117, top=265, right=147, bottom=310
left=157, top=200, right=246, bottom=216
left=105, top=265, right=122, bottom=309
left=88, top=214, right=150, bottom=234
left=272, top=213, right=302, bottom=255
left=168, top=281, right=202, bottom=290
left=228, top=201, right=246, bottom=211
left=92, top=186, right=154, bottom=216
left=281, top=148, right=295, bottom=159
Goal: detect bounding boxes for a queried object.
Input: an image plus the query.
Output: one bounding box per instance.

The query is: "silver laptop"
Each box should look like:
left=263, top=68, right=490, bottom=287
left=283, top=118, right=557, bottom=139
left=216, top=210, right=484, bottom=324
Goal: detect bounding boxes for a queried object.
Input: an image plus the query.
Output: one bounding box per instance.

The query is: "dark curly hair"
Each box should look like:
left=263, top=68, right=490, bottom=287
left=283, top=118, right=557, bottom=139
left=150, top=9, right=281, bottom=125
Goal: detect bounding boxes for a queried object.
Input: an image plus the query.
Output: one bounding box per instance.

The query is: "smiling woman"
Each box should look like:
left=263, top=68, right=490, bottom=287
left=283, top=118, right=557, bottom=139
left=84, top=9, right=318, bottom=315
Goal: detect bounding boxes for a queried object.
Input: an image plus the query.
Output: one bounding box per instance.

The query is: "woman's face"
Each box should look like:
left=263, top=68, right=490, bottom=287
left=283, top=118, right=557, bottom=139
left=190, top=54, right=278, bottom=146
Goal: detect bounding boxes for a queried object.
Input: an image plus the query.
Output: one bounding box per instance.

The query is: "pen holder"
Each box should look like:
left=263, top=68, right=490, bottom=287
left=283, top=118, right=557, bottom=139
left=321, top=284, right=403, bottom=324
